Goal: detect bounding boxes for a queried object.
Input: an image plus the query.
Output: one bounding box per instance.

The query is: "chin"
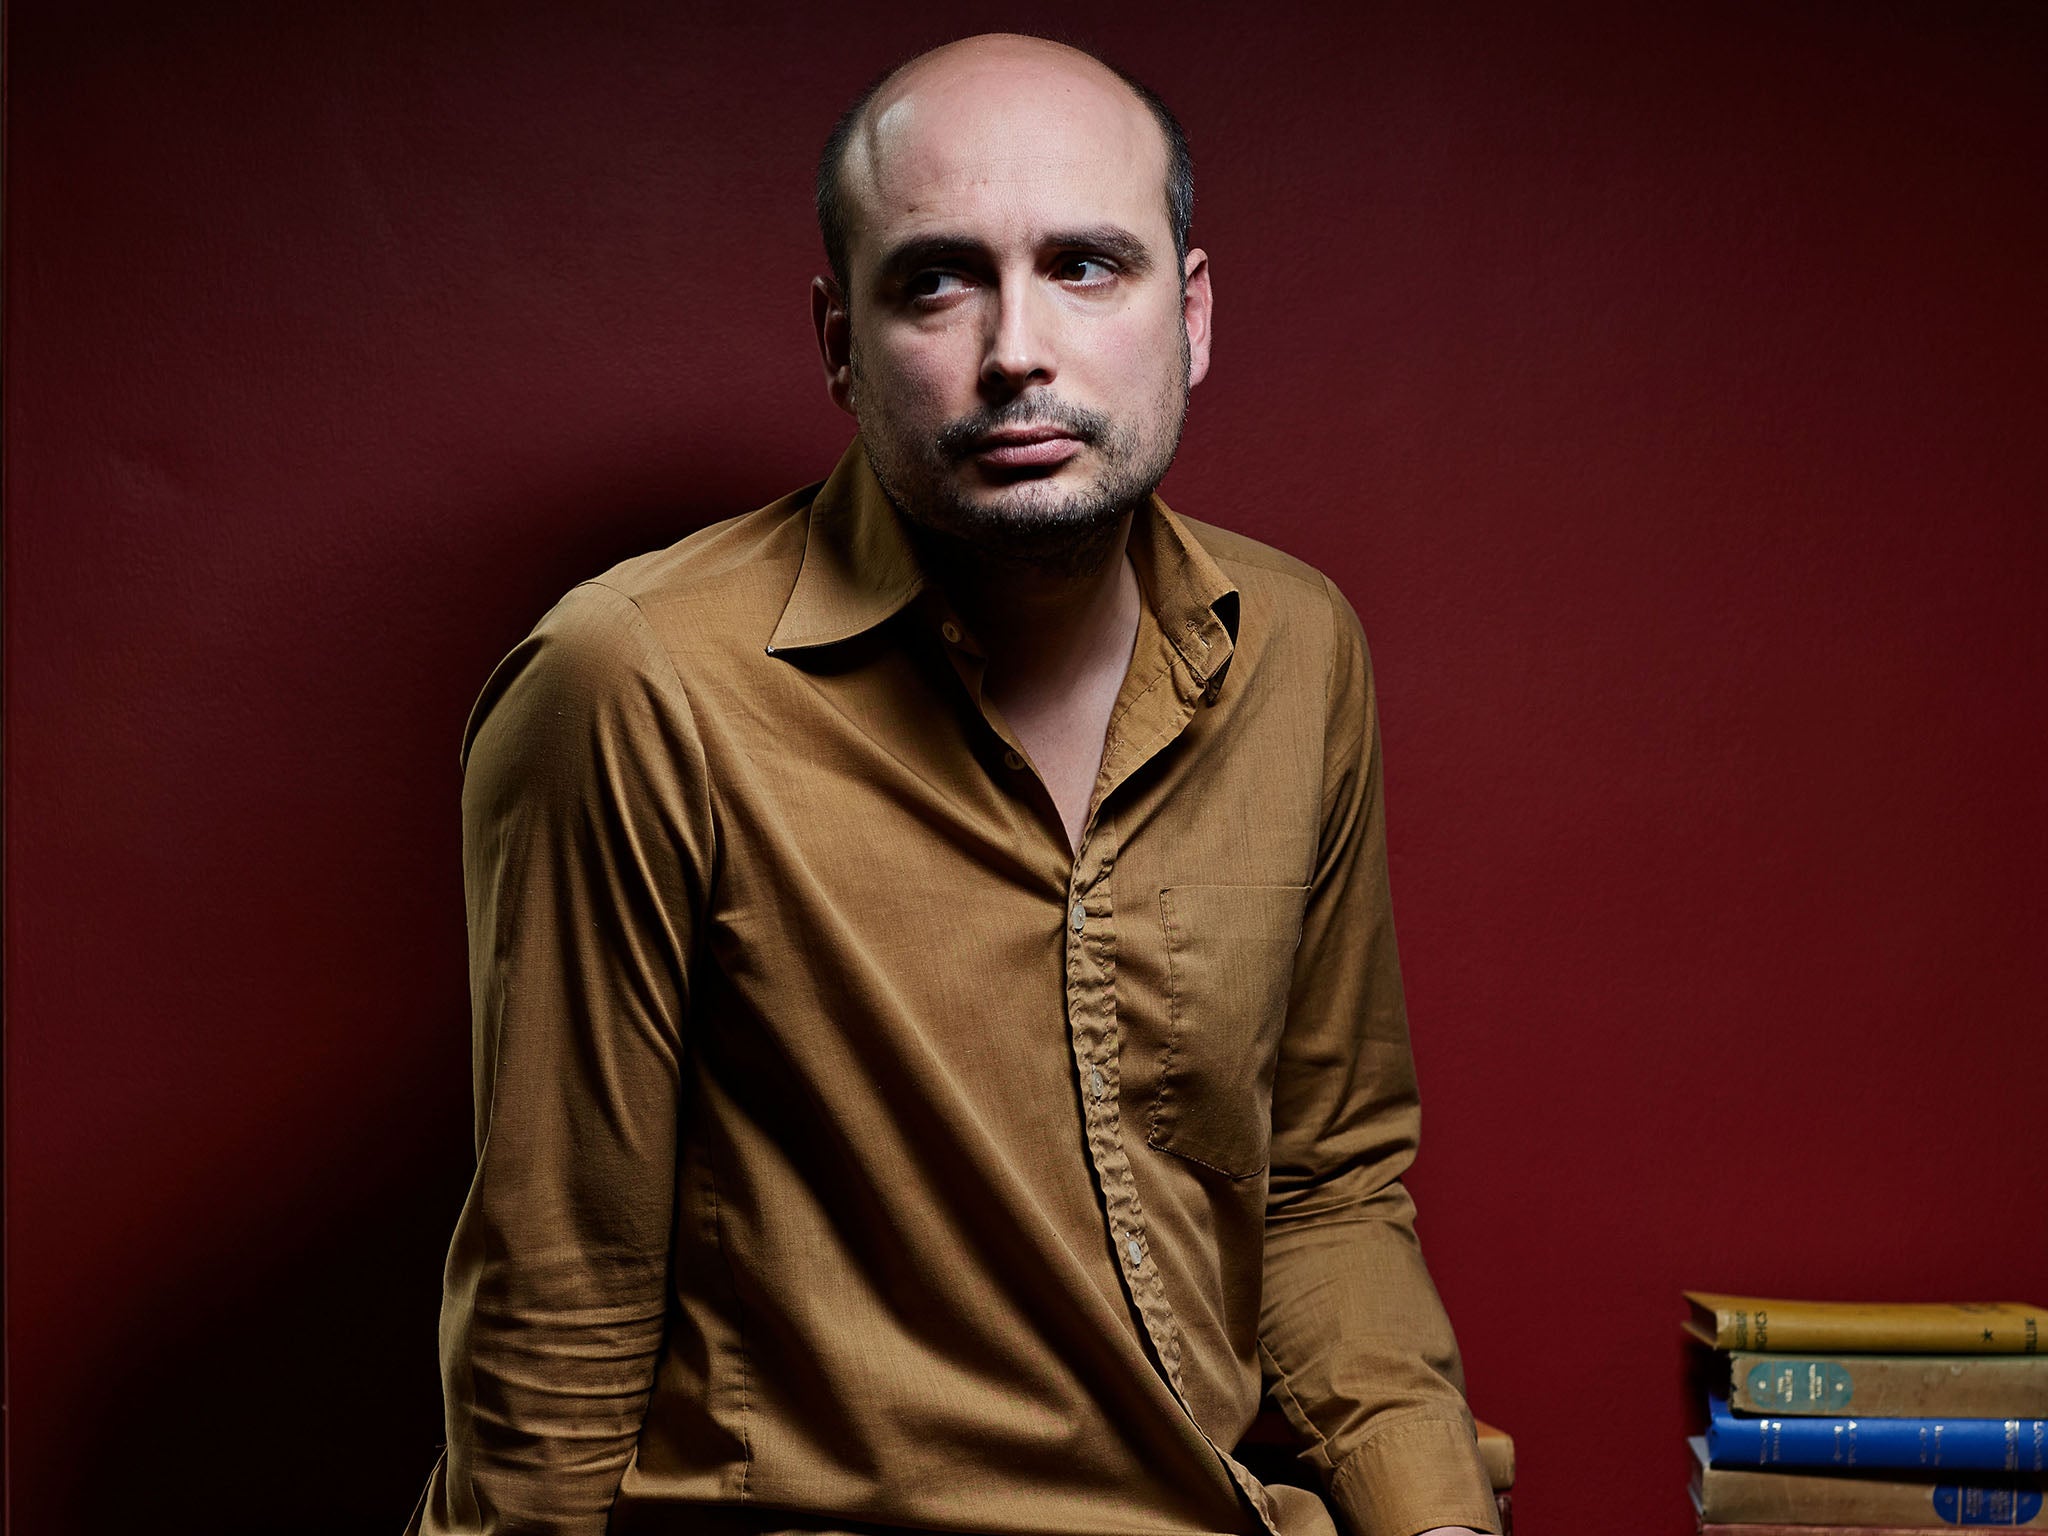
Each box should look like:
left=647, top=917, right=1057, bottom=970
left=959, top=476, right=1119, bottom=526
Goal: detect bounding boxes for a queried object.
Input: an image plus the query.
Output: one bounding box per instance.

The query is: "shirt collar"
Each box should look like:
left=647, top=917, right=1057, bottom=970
left=1128, top=477, right=1242, bottom=698
left=768, top=438, right=1241, bottom=698
left=766, top=440, right=929, bottom=655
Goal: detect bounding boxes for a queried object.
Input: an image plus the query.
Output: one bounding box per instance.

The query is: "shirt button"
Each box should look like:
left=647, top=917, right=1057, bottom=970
left=1126, top=1236, right=1143, bottom=1267
left=1003, top=749, right=1025, bottom=771
left=1090, top=1067, right=1107, bottom=1100
left=1070, top=902, right=1085, bottom=933
left=941, top=621, right=962, bottom=644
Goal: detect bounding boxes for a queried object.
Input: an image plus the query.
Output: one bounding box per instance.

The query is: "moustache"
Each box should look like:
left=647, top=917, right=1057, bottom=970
left=937, top=400, right=1109, bottom=460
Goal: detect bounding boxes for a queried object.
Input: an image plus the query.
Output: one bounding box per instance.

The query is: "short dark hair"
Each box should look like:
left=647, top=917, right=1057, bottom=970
left=814, top=42, right=1195, bottom=296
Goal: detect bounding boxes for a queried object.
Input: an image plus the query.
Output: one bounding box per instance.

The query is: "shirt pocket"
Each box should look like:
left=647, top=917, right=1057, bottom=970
left=1147, top=883, right=1311, bottom=1179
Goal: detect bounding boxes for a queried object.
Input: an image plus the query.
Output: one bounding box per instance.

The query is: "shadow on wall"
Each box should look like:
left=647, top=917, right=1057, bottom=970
left=46, top=1115, right=462, bottom=1532
left=25, top=474, right=796, bottom=1536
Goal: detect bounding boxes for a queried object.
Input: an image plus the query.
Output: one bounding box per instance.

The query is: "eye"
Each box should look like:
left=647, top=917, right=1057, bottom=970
left=1054, top=255, right=1117, bottom=287
left=906, top=269, right=972, bottom=303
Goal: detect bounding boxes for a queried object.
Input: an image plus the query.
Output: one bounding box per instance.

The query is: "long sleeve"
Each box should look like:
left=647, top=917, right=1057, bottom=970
left=1255, top=579, right=1498, bottom=1536
left=409, top=582, right=715, bottom=1535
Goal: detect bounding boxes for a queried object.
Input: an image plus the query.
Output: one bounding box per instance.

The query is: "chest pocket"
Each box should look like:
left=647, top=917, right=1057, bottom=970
left=1147, top=884, right=1311, bottom=1179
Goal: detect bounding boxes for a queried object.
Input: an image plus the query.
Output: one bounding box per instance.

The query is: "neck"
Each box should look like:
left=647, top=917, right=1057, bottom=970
left=912, top=510, right=1141, bottom=687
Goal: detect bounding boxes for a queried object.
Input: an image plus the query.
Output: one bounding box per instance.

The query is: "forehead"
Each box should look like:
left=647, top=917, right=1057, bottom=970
left=845, top=59, right=1169, bottom=259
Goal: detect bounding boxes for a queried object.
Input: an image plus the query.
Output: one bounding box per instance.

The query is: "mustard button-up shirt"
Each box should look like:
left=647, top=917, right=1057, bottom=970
left=408, top=442, right=1498, bottom=1536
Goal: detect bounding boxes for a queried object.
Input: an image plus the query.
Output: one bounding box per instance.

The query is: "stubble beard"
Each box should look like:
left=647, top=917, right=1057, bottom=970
left=852, top=332, right=1192, bottom=581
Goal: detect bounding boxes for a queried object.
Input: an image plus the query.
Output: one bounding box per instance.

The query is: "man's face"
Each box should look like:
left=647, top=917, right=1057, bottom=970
left=815, top=42, right=1212, bottom=572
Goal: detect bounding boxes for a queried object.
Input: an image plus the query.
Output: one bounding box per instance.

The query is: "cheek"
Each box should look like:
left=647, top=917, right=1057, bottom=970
left=862, top=332, right=972, bottom=422
left=1092, top=309, right=1186, bottom=392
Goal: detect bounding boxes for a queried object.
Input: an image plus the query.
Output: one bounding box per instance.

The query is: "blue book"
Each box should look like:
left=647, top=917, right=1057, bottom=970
left=1707, top=1393, right=2048, bottom=1473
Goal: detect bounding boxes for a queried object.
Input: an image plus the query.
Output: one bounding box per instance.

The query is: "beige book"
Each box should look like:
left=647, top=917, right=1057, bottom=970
left=1686, top=1292, right=2045, bottom=1354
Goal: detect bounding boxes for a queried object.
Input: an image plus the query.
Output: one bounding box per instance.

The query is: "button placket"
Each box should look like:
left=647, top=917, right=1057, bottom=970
left=1052, top=615, right=1281, bottom=1536
left=1061, top=825, right=1186, bottom=1399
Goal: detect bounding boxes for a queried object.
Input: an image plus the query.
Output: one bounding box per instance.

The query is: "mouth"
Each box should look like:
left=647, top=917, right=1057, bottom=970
left=967, top=428, right=1085, bottom=471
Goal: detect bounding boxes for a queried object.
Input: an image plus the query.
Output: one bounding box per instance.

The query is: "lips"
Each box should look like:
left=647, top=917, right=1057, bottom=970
left=969, top=429, right=1084, bottom=469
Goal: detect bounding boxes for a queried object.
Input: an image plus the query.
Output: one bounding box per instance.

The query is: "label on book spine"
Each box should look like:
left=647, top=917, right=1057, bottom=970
left=1931, top=1487, right=2042, bottom=1525
left=1747, top=1359, right=1856, bottom=1411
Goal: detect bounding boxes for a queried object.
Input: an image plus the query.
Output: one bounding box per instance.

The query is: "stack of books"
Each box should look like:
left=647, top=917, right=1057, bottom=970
left=1684, top=1291, right=2047, bottom=1533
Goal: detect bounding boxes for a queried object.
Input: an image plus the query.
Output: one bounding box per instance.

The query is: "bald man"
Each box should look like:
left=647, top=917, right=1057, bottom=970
left=409, top=34, right=1498, bottom=1536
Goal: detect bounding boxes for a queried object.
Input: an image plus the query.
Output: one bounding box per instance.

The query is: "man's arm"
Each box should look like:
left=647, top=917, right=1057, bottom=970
left=1255, top=578, right=1499, bottom=1536
left=409, top=582, right=714, bottom=1536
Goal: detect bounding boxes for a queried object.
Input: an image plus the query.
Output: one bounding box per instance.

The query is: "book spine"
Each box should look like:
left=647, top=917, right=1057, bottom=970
left=1731, top=1353, right=2048, bottom=1419
left=1688, top=1478, right=1991, bottom=1535
left=1708, top=1398, right=2048, bottom=1473
left=1689, top=1296, right=2045, bottom=1355
left=1691, top=1437, right=2048, bottom=1527
left=1696, top=1461, right=2048, bottom=1526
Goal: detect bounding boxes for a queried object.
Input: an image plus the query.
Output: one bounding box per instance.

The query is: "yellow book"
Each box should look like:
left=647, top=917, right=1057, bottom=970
left=1685, top=1292, right=2044, bottom=1354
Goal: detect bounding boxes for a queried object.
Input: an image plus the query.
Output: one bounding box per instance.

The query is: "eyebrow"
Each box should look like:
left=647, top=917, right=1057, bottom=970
left=873, top=225, right=1157, bottom=287
left=1049, top=227, right=1156, bottom=275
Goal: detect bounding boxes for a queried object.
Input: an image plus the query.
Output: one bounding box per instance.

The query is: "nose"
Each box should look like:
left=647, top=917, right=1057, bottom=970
left=980, top=279, right=1057, bottom=398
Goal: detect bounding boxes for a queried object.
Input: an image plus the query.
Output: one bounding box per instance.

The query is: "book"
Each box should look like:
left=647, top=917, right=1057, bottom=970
left=1727, top=1350, right=2048, bottom=1419
left=1686, top=1293, right=2046, bottom=1355
left=1707, top=1394, right=2048, bottom=1473
left=1689, top=1482, right=1997, bottom=1535
left=1689, top=1436, right=2048, bottom=1527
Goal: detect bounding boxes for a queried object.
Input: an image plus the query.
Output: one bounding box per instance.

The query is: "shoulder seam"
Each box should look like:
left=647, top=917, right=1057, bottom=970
left=577, top=576, right=703, bottom=728
left=1171, top=512, right=1333, bottom=592
left=575, top=578, right=723, bottom=894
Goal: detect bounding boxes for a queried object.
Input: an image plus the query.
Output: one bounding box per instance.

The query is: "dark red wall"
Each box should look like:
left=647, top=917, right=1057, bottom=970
left=7, top=4, right=2045, bottom=1531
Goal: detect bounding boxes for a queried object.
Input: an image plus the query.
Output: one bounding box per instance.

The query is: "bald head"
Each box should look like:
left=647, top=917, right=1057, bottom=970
left=816, top=34, right=1193, bottom=295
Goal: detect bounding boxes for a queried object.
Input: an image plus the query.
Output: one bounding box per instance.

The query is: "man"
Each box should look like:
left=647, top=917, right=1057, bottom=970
left=409, top=33, right=1496, bottom=1536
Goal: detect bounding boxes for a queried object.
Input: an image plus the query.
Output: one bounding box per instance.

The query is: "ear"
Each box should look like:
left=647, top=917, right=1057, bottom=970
left=812, top=276, right=856, bottom=416
left=1181, top=248, right=1212, bottom=389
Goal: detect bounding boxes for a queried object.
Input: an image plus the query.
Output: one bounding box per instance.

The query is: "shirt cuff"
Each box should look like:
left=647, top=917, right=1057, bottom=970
left=1326, top=1414, right=1502, bottom=1536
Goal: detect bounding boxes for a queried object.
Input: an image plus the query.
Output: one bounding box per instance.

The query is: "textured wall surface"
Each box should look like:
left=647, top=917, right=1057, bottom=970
left=7, top=3, right=2045, bottom=1531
